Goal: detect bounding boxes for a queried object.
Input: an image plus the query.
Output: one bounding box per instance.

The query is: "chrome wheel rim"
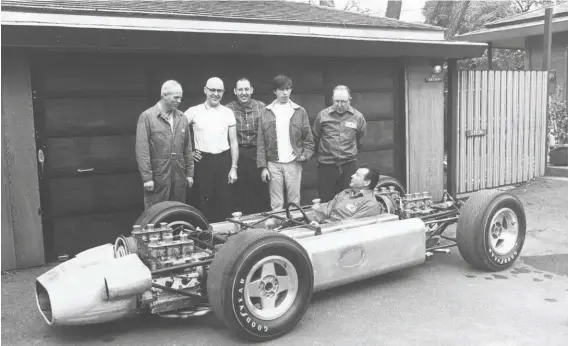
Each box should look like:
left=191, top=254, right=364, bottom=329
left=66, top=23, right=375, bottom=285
left=488, top=208, right=519, bottom=255
left=244, top=255, right=298, bottom=321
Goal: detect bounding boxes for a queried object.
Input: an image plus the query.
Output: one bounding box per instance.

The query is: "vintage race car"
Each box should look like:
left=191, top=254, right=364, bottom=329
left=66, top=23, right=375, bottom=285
left=35, top=177, right=526, bottom=341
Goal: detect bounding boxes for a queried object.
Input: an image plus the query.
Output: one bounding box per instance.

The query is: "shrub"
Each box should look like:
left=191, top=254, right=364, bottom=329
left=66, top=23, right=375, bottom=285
left=549, top=88, right=568, bottom=145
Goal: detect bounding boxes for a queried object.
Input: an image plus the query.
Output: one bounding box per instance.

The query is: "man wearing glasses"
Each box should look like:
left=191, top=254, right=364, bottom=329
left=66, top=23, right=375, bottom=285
left=225, top=78, right=270, bottom=214
left=184, top=77, right=238, bottom=222
left=312, top=85, right=367, bottom=203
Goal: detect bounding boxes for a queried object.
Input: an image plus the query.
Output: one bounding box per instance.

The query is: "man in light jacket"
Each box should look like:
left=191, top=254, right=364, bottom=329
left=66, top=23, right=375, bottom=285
left=257, top=75, right=314, bottom=210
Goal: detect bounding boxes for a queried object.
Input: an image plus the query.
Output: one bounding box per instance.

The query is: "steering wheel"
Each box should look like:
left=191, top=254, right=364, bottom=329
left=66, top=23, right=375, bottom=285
left=285, top=202, right=312, bottom=224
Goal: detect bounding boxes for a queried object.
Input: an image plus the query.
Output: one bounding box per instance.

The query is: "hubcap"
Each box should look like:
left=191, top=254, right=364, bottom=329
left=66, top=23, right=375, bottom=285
left=488, top=208, right=519, bottom=255
left=244, top=256, right=298, bottom=321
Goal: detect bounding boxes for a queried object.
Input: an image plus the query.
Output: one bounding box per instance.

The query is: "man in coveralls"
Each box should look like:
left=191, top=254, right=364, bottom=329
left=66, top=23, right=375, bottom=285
left=135, top=80, right=194, bottom=209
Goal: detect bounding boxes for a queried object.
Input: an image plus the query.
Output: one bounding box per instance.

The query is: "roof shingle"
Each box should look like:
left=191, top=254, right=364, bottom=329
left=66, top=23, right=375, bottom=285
left=1, top=0, right=443, bottom=31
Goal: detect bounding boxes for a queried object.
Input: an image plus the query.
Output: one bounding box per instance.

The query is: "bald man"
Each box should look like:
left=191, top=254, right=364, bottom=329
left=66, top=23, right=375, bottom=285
left=136, top=80, right=194, bottom=209
left=184, top=77, right=239, bottom=222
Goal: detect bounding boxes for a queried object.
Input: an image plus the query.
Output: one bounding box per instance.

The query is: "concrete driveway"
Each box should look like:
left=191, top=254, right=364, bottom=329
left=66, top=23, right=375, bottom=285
left=2, top=177, right=567, bottom=346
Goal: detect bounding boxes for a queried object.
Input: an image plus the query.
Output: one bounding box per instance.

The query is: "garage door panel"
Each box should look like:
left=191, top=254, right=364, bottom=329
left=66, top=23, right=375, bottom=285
left=40, top=56, right=146, bottom=94
left=49, top=173, right=143, bottom=216
left=327, top=59, right=394, bottom=90
left=351, top=91, right=395, bottom=120
left=46, top=136, right=137, bottom=177
left=44, top=98, right=148, bottom=137
left=360, top=120, right=395, bottom=149
left=358, top=149, right=395, bottom=176
left=52, top=211, right=141, bottom=256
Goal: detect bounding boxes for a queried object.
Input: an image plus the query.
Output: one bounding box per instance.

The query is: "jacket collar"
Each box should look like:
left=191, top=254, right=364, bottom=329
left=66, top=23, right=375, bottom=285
left=331, top=104, right=356, bottom=115
left=266, top=99, right=300, bottom=111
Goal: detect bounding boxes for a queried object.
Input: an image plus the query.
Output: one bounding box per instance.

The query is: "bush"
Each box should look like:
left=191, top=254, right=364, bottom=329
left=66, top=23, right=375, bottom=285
left=549, top=88, right=568, bottom=145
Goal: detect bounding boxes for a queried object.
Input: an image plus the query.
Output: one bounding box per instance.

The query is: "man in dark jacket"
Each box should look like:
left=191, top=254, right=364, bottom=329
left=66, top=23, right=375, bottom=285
left=135, top=80, right=194, bottom=209
left=312, top=85, right=367, bottom=202
left=257, top=75, right=315, bottom=210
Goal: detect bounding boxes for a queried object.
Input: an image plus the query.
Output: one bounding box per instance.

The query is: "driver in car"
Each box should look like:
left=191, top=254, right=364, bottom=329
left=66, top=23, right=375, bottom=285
left=310, top=167, right=383, bottom=225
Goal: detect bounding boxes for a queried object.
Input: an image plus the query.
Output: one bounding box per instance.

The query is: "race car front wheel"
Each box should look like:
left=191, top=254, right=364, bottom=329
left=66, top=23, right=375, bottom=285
left=456, top=190, right=526, bottom=271
left=207, top=230, right=314, bottom=342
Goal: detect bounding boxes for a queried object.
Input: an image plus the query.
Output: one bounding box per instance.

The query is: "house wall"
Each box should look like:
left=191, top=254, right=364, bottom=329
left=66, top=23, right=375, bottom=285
left=526, top=31, right=568, bottom=99
left=1, top=49, right=45, bottom=270
left=405, top=62, right=445, bottom=201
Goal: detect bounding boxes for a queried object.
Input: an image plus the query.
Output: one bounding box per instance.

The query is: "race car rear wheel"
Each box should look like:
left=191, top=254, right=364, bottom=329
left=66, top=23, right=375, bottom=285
left=456, top=190, right=526, bottom=271
left=133, top=201, right=209, bottom=233
left=207, top=230, right=313, bottom=342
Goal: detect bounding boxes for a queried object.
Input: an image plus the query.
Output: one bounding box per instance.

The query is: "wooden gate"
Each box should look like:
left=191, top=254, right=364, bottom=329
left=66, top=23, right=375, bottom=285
left=452, top=70, right=548, bottom=194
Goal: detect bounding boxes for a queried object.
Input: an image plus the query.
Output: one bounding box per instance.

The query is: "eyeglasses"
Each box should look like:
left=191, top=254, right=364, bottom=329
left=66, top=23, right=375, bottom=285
left=334, top=100, right=349, bottom=104
left=206, top=87, right=225, bottom=94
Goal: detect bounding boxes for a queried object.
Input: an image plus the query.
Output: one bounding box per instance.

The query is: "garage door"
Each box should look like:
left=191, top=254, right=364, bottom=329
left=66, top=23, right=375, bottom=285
left=33, top=52, right=403, bottom=259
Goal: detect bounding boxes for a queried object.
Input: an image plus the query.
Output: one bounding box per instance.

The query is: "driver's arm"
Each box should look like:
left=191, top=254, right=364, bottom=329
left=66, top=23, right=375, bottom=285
left=311, top=198, right=336, bottom=223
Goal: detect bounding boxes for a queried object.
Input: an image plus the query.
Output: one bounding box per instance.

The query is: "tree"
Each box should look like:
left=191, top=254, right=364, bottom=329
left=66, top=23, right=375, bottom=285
left=422, top=0, right=559, bottom=70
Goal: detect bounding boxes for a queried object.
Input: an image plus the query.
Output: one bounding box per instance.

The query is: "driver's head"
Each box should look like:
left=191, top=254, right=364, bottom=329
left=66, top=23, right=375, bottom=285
left=350, top=167, right=380, bottom=190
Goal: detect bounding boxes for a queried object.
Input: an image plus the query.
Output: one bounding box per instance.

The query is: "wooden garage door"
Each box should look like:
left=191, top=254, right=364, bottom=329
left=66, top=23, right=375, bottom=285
left=33, top=52, right=402, bottom=258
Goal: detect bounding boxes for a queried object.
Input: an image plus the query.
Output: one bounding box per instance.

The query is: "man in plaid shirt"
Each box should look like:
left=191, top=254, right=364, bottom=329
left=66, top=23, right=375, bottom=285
left=225, top=78, right=270, bottom=214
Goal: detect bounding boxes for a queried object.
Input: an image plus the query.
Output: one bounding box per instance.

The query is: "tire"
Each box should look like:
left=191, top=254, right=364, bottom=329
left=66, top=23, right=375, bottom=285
left=376, top=175, right=406, bottom=195
left=207, top=230, right=314, bottom=342
left=133, top=201, right=209, bottom=232
left=456, top=190, right=526, bottom=271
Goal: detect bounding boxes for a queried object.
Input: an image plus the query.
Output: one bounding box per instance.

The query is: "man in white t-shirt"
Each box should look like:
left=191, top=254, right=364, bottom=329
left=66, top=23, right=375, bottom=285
left=184, top=77, right=239, bottom=222
left=257, top=75, right=314, bottom=210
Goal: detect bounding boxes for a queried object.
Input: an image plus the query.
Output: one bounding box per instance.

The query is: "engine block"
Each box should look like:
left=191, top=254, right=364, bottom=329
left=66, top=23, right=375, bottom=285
left=116, top=222, right=212, bottom=315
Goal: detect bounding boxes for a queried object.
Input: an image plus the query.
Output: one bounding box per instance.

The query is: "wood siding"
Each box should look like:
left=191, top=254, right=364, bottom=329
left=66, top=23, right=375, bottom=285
left=31, top=52, right=403, bottom=258
left=405, top=63, right=445, bottom=201
left=1, top=49, right=45, bottom=270
left=526, top=31, right=568, bottom=99
left=453, top=71, right=548, bottom=194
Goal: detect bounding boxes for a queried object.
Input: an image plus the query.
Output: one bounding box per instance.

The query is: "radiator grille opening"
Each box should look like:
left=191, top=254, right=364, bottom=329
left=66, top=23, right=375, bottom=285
left=36, top=281, right=53, bottom=324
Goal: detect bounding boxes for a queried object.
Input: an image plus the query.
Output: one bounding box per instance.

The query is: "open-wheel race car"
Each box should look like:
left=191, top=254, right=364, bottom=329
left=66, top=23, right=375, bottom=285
left=35, top=176, right=527, bottom=342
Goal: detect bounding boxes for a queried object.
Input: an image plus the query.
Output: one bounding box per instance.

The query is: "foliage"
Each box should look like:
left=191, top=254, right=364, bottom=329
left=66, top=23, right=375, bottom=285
left=549, top=88, right=568, bottom=145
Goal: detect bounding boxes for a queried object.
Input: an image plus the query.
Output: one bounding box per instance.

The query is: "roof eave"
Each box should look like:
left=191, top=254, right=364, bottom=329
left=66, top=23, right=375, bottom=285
left=457, top=16, right=568, bottom=49
left=1, top=9, right=446, bottom=41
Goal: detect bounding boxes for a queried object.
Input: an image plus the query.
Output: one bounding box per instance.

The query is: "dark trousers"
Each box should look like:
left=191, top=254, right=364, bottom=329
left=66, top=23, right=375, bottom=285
left=232, top=152, right=270, bottom=215
left=192, top=150, right=232, bottom=223
left=317, top=160, right=358, bottom=203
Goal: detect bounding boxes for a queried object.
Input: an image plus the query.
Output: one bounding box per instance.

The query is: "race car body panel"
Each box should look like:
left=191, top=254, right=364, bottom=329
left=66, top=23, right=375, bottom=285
left=36, top=253, right=147, bottom=326
left=296, top=218, right=426, bottom=292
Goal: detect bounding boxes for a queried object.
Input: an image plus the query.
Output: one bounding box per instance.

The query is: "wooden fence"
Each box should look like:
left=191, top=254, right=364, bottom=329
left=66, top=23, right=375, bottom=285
left=453, top=70, right=548, bottom=194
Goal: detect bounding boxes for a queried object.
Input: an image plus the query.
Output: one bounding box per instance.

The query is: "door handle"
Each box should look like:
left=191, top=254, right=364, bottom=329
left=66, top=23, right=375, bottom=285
left=37, top=149, right=45, bottom=174
left=77, top=168, right=94, bottom=173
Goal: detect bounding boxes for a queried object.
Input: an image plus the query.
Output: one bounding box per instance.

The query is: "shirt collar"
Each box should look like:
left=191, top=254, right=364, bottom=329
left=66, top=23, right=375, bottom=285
left=233, top=99, right=256, bottom=111
left=331, top=104, right=355, bottom=115
left=266, top=99, right=300, bottom=111
left=348, top=188, right=373, bottom=198
left=156, top=102, right=175, bottom=119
